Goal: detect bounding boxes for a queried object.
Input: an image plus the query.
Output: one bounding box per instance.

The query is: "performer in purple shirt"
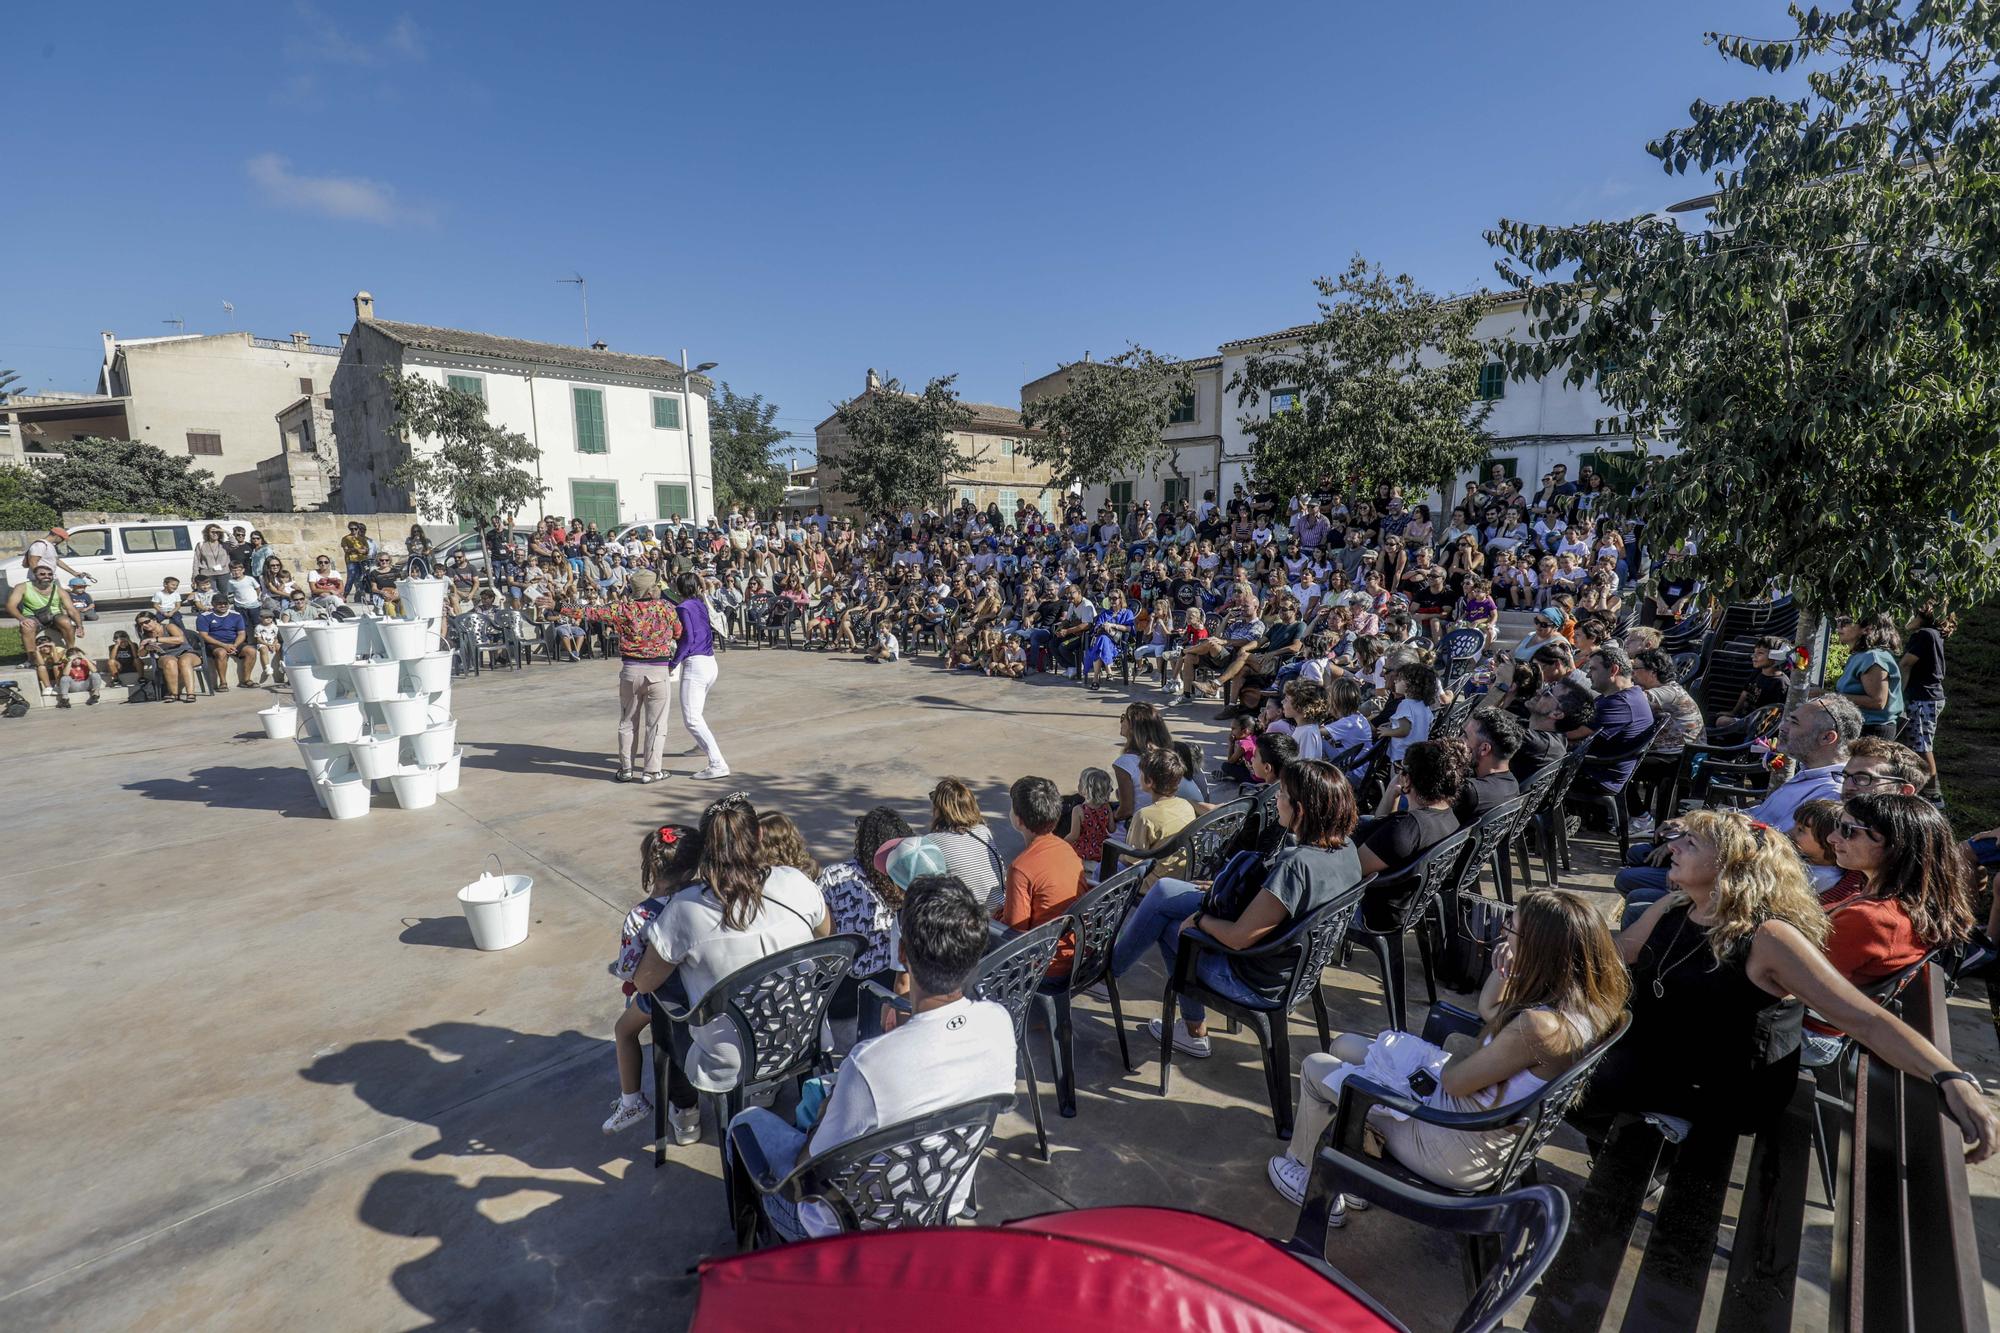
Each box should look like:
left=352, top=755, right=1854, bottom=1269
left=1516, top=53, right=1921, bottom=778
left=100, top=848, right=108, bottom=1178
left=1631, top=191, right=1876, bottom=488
left=671, top=572, right=730, bottom=778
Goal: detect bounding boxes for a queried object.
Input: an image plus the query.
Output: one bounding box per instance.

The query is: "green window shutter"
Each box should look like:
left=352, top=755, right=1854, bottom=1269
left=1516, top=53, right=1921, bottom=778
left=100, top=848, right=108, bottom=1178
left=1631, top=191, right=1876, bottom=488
left=446, top=373, right=484, bottom=401
left=1477, top=363, right=1507, bottom=401
left=652, top=395, right=681, bottom=429
left=573, top=387, right=607, bottom=453
left=570, top=480, right=619, bottom=529
left=656, top=483, right=691, bottom=521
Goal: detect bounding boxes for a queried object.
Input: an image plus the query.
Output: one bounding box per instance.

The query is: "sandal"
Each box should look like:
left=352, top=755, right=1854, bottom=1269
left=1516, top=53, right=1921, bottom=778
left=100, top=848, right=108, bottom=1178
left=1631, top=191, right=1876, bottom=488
left=616, top=768, right=634, bottom=783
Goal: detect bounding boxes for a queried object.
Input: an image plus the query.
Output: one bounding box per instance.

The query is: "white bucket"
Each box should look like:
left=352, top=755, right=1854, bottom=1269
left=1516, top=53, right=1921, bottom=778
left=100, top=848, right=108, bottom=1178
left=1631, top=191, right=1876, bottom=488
left=320, top=774, right=372, bottom=820
left=297, top=739, right=348, bottom=782
left=374, top=617, right=433, bottom=661
left=408, top=719, right=457, bottom=767
left=349, top=734, right=400, bottom=781
left=313, top=700, right=365, bottom=744
left=457, top=859, right=532, bottom=950
left=397, top=578, right=447, bottom=620
left=288, top=664, right=332, bottom=706
left=401, top=650, right=452, bottom=695
left=278, top=623, right=315, bottom=664
left=348, top=658, right=403, bottom=702
left=389, top=766, right=440, bottom=810
left=305, top=619, right=360, bottom=666
left=258, top=704, right=298, bottom=739
left=435, top=746, right=463, bottom=793
left=374, top=692, right=430, bottom=736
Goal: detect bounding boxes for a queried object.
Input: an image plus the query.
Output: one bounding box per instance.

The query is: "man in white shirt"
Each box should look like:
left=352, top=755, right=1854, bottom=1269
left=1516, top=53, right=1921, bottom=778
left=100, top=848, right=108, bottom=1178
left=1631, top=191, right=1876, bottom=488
left=727, top=876, right=1015, bottom=1240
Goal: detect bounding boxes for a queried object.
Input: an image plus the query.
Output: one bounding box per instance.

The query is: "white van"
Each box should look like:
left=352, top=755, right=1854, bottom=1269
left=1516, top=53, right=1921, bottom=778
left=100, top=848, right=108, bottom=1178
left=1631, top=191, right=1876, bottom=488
left=1, top=520, right=220, bottom=606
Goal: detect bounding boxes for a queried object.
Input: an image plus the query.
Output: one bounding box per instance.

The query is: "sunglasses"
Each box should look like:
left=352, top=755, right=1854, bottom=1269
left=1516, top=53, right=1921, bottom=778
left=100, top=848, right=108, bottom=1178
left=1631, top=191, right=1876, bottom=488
left=1835, top=819, right=1878, bottom=841
left=1842, top=769, right=1896, bottom=789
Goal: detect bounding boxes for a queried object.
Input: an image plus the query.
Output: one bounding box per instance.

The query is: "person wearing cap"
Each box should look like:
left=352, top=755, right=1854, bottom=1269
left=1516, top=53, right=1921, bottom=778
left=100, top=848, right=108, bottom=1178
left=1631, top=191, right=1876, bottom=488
left=20, top=526, right=92, bottom=584
left=579, top=569, right=683, bottom=783
left=1514, top=605, right=1568, bottom=661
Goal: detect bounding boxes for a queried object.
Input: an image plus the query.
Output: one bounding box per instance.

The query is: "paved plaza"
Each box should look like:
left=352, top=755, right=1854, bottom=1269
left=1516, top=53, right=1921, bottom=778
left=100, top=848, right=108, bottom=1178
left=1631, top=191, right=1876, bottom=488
left=4, top=650, right=1998, bottom=1330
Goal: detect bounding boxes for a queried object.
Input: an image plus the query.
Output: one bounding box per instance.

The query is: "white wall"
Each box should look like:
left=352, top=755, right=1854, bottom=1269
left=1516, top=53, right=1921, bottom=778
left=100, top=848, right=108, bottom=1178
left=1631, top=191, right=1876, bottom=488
left=401, top=360, right=713, bottom=524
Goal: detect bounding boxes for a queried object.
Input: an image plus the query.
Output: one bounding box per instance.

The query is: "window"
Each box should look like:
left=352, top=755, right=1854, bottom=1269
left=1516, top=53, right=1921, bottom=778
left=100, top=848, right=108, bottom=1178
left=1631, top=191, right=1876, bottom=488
left=956, top=486, right=977, bottom=508
left=572, top=386, right=608, bottom=453
left=1269, top=388, right=1299, bottom=416
left=652, top=395, right=681, bottom=429
left=1163, top=476, right=1191, bottom=509
left=121, top=526, right=192, bottom=554
left=996, top=488, right=1018, bottom=514
left=1579, top=448, right=1648, bottom=494
left=446, top=373, right=485, bottom=401
left=569, top=479, right=619, bottom=530
left=298, top=377, right=314, bottom=395
left=1108, top=480, right=1134, bottom=519
left=1168, top=391, right=1196, bottom=425
left=1477, top=363, right=1507, bottom=401
left=655, top=483, right=691, bottom=521
left=1000, top=437, right=1014, bottom=457
left=186, top=431, right=222, bottom=455
left=61, top=529, right=110, bottom=558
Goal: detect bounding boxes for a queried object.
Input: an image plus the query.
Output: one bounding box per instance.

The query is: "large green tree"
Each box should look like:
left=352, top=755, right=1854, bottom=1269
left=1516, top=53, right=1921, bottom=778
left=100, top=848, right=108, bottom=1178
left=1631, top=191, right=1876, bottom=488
left=1486, top=0, right=2000, bottom=618
left=0, top=465, right=59, bottom=529
left=828, top=374, right=976, bottom=517
left=13, top=437, right=236, bottom=518
left=1018, top=346, right=1195, bottom=490
left=708, top=382, right=789, bottom=514
left=1231, top=256, right=1495, bottom=499
left=386, top=372, right=548, bottom=524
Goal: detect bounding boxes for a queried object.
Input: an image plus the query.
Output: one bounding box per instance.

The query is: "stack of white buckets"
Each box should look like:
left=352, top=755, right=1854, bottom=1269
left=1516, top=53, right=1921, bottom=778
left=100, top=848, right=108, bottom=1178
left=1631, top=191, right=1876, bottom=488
left=269, top=577, right=461, bottom=819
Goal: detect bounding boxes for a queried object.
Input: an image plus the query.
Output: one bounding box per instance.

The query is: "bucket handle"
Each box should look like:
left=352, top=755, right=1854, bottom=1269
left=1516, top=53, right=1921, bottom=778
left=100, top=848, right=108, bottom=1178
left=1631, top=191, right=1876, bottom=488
left=485, top=851, right=504, bottom=882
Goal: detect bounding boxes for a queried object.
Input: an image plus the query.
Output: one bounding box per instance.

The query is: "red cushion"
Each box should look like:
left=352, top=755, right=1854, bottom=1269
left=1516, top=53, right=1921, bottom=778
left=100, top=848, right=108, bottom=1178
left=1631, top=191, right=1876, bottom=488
left=693, top=1207, right=1393, bottom=1333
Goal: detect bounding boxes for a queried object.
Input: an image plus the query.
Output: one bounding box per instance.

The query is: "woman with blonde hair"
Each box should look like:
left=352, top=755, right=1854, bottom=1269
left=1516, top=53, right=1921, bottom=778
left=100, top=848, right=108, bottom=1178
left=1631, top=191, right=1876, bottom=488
left=1577, top=809, right=1997, bottom=1160
left=1268, top=889, right=1629, bottom=1212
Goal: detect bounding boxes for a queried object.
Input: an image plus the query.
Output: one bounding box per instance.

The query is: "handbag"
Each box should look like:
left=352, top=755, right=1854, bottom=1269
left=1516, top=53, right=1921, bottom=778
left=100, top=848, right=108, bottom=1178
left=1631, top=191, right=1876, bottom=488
left=1435, top=891, right=1514, bottom=995
left=1202, top=850, right=1270, bottom=922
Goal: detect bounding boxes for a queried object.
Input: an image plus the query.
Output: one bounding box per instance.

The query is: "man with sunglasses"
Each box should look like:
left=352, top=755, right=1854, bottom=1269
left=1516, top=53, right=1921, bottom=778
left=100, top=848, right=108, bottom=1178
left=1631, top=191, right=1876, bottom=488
left=1513, top=679, right=1587, bottom=783
left=1614, top=694, right=1862, bottom=911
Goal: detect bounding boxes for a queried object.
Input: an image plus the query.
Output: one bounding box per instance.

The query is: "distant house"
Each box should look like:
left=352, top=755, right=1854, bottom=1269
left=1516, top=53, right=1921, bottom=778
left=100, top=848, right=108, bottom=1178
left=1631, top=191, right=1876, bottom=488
left=330, top=292, right=713, bottom=529
left=813, top=369, right=1057, bottom=519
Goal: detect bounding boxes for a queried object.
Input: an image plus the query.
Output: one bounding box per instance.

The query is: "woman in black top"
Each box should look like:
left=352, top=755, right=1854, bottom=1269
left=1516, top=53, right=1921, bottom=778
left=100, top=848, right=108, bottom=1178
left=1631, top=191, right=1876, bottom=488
left=1573, top=809, right=1996, bottom=1157
left=1357, top=739, right=1468, bottom=928
left=1900, top=606, right=1950, bottom=797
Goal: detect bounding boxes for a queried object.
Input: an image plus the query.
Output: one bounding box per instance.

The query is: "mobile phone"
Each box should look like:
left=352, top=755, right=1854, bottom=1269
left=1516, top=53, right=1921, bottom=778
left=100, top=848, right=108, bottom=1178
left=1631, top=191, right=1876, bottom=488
left=1407, top=1068, right=1439, bottom=1099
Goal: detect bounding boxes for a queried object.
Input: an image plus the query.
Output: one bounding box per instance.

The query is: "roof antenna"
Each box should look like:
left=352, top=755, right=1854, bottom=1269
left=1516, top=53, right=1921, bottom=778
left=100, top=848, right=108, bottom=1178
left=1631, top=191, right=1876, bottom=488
left=558, top=273, right=589, bottom=340
left=163, top=315, right=185, bottom=333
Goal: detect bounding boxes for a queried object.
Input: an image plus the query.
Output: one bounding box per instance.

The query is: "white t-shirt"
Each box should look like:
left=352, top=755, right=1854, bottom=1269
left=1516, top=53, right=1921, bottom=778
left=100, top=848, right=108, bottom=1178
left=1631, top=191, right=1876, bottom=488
left=151, top=589, right=181, bottom=615
left=645, top=866, right=827, bottom=1091
left=1388, top=698, right=1433, bottom=762
left=802, top=996, right=1016, bottom=1234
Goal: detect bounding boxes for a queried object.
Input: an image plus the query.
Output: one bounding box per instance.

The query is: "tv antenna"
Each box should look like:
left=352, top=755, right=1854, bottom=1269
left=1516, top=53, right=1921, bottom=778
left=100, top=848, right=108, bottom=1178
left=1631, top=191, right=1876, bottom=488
left=163, top=315, right=185, bottom=333
left=558, top=273, right=589, bottom=339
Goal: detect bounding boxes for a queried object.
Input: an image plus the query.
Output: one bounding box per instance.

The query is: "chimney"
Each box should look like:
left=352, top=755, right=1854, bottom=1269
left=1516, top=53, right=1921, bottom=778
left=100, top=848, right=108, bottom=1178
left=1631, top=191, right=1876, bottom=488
left=865, top=367, right=881, bottom=393
left=590, top=339, right=608, bottom=351
left=291, top=331, right=310, bottom=348
left=354, top=291, right=374, bottom=321
left=338, top=332, right=348, bottom=348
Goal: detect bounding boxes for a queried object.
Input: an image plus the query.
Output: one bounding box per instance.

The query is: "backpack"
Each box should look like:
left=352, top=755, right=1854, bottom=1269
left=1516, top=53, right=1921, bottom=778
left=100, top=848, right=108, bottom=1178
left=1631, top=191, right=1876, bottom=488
left=1202, top=850, right=1271, bottom=922
left=1434, top=891, right=1514, bottom=995
left=0, top=681, right=29, bottom=719
left=127, top=676, right=164, bottom=704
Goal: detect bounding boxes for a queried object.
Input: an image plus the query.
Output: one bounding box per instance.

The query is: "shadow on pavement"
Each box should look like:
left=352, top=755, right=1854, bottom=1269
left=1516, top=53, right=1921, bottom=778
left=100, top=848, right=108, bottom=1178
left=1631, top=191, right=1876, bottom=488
left=124, top=765, right=320, bottom=815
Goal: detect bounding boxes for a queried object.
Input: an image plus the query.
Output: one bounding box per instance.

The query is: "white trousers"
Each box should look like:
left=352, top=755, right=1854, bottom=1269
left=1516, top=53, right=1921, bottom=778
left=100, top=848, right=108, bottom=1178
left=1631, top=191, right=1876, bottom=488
left=679, top=653, right=725, bottom=767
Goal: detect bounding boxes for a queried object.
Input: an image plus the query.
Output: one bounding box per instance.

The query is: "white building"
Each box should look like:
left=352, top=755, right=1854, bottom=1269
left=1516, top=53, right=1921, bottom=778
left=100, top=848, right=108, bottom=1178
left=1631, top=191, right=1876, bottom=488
left=1044, top=294, right=1646, bottom=516
left=331, top=293, right=713, bottom=529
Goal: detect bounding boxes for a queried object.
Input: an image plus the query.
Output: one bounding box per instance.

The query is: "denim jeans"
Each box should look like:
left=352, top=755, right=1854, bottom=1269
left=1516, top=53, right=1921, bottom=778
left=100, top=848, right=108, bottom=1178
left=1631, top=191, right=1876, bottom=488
left=1110, top=877, right=1264, bottom=1023
left=1613, top=841, right=1672, bottom=912
left=725, top=1107, right=808, bottom=1241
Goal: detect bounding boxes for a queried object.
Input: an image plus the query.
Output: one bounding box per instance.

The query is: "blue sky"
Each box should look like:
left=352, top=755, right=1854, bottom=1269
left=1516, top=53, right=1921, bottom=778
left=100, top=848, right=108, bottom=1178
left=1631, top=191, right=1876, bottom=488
left=4, top=1, right=1793, bottom=461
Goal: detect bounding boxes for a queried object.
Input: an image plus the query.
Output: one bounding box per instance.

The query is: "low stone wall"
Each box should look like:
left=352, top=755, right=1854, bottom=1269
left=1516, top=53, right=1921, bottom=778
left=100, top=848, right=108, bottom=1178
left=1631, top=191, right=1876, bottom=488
left=0, top=511, right=458, bottom=581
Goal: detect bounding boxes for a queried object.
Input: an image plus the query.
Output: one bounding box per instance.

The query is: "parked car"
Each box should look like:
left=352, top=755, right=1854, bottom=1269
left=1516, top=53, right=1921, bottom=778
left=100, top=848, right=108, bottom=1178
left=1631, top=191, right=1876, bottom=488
left=424, top=526, right=534, bottom=578
left=1, top=519, right=218, bottom=605
left=612, top=519, right=700, bottom=548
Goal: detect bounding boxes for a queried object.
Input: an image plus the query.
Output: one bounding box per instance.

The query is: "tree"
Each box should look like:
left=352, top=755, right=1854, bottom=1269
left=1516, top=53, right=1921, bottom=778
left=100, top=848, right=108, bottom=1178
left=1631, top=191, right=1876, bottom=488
left=708, top=382, right=789, bottom=514
left=0, top=465, right=58, bottom=529
left=1485, top=0, right=2000, bottom=618
left=1018, top=346, right=1195, bottom=490
left=1230, top=256, right=1495, bottom=499
left=828, top=374, right=976, bottom=517
left=386, top=372, right=548, bottom=524
left=15, top=437, right=237, bottom=517
left=0, top=368, right=19, bottom=404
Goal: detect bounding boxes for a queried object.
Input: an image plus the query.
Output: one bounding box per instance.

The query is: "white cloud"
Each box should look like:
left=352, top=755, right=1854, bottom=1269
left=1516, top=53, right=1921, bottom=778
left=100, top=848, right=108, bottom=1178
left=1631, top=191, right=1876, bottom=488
left=246, top=153, right=436, bottom=227
left=288, top=2, right=425, bottom=66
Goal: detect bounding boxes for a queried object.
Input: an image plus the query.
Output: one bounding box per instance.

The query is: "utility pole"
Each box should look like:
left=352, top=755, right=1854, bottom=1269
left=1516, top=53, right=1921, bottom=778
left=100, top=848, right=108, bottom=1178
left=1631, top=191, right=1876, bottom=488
left=558, top=274, right=589, bottom=340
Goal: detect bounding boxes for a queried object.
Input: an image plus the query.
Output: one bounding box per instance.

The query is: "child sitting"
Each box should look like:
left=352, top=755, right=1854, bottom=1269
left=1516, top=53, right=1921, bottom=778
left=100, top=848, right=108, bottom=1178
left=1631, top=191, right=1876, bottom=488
left=1324, top=676, right=1374, bottom=762
left=103, top=630, right=141, bottom=684
left=253, top=611, right=283, bottom=685
left=1214, top=715, right=1259, bottom=787
left=868, top=623, right=901, bottom=664
left=988, top=630, right=1027, bottom=679
left=56, top=648, right=103, bottom=707
left=1064, top=768, right=1116, bottom=875
left=604, top=824, right=706, bottom=1134
left=757, top=812, right=819, bottom=878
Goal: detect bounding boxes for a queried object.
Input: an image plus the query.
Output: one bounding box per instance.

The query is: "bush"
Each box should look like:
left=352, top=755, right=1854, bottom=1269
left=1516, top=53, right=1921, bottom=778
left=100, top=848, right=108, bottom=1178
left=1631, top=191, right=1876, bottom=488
left=0, top=466, right=58, bottom=530
left=8, top=439, right=236, bottom=519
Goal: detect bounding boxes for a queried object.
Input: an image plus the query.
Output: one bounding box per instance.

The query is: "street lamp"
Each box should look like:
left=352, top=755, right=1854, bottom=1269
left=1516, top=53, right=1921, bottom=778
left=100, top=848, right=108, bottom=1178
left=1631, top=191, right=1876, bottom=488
left=680, top=351, right=718, bottom=525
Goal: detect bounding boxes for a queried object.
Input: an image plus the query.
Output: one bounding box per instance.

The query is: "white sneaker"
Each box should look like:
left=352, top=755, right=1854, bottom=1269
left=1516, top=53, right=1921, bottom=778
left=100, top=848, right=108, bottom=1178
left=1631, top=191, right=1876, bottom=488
left=1146, top=1018, right=1211, bottom=1058
left=602, top=1095, right=652, bottom=1135
left=691, top=764, right=731, bottom=781
left=668, top=1102, right=701, bottom=1145
left=1266, top=1154, right=1357, bottom=1223
left=1629, top=813, right=1657, bottom=837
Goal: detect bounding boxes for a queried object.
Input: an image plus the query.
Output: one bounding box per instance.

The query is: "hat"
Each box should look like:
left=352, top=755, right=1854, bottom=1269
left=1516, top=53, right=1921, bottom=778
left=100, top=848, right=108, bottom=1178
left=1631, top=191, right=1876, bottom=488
left=872, top=835, right=949, bottom=889
left=48, top=526, right=69, bottom=540
left=1535, top=606, right=1569, bottom=627
left=627, top=569, right=659, bottom=597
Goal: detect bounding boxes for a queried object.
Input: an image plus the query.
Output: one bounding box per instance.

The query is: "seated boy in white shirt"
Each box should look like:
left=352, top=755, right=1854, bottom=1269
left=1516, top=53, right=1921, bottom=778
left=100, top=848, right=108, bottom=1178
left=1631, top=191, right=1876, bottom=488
left=726, top=875, right=1015, bottom=1241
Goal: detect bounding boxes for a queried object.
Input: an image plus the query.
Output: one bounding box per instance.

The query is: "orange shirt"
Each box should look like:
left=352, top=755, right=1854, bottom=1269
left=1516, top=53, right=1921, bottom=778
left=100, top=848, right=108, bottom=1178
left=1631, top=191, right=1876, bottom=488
left=1000, top=833, right=1088, bottom=966
left=1805, top=896, right=1928, bottom=1036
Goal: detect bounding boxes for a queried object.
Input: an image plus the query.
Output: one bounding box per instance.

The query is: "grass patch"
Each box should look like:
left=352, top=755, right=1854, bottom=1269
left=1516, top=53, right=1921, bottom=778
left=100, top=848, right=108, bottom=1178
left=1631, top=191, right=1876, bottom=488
left=1937, top=603, right=2000, bottom=838
left=0, top=624, right=22, bottom=662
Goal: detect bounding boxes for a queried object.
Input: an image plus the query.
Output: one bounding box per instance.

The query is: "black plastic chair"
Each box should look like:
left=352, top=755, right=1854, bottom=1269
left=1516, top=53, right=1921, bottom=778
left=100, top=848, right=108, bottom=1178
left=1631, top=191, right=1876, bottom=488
left=648, top=934, right=861, bottom=1171
left=1458, top=796, right=1523, bottom=902
left=974, top=916, right=1070, bottom=1160
left=1564, top=717, right=1667, bottom=862
left=1158, top=882, right=1367, bottom=1138
left=1434, top=627, right=1488, bottom=683
left=1030, top=865, right=1148, bottom=1120
left=1325, top=1001, right=1629, bottom=1293
left=725, top=1091, right=1013, bottom=1251
left=1347, top=827, right=1473, bottom=1033
left=1494, top=766, right=1560, bottom=903
left=1098, top=795, right=1254, bottom=883
left=1281, top=1149, right=1570, bottom=1333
